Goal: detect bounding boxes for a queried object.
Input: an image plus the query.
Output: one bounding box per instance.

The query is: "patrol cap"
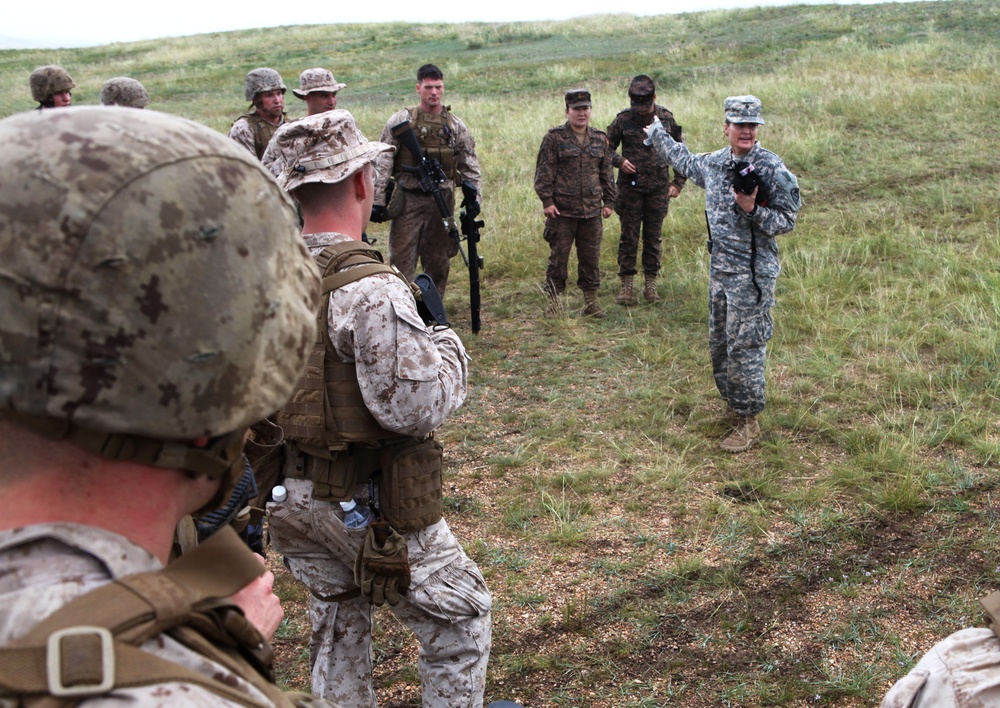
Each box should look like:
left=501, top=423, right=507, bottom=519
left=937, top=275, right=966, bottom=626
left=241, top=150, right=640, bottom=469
left=565, top=88, right=591, bottom=109
left=100, top=77, right=150, bottom=108
left=724, top=95, right=765, bottom=125
left=244, top=67, right=286, bottom=102
left=29, top=65, right=75, bottom=103
left=628, top=75, right=655, bottom=105
left=264, top=109, right=394, bottom=192
left=293, top=68, right=347, bottom=99
left=0, top=107, right=320, bottom=451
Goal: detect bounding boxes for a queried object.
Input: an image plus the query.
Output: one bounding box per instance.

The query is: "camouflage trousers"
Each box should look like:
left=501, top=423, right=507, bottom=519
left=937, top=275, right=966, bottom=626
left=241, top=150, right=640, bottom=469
left=389, top=189, right=459, bottom=297
left=709, top=271, right=775, bottom=418
left=267, top=471, right=492, bottom=708
left=543, top=214, right=603, bottom=293
left=614, top=186, right=670, bottom=277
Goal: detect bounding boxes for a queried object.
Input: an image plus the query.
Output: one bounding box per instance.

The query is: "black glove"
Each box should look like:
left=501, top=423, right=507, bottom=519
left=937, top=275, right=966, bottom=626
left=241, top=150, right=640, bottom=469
left=370, top=204, right=389, bottom=223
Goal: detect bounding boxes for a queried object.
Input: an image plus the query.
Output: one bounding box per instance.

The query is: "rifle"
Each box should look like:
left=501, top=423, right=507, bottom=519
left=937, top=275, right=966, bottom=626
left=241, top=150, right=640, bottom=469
left=390, top=119, right=483, bottom=333
left=459, top=180, right=484, bottom=334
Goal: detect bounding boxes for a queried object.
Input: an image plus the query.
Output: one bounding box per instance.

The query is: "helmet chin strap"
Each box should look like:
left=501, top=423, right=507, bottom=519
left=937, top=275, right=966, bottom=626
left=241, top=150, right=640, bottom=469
left=0, top=410, right=247, bottom=515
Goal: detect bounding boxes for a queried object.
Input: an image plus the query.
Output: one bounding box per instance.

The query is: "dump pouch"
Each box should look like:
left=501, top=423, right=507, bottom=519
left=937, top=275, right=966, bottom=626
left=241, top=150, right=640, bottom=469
left=377, top=438, right=444, bottom=533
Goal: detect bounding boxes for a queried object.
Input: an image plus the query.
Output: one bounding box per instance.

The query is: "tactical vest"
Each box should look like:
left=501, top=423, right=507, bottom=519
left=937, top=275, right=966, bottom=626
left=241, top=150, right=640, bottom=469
left=235, top=111, right=284, bottom=160
left=0, top=527, right=330, bottom=707
left=277, top=241, right=411, bottom=460
left=394, top=106, right=459, bottom=182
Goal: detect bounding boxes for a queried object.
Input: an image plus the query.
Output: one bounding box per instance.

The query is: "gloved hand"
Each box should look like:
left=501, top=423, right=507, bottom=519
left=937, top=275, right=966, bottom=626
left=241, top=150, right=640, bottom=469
left=370, top=204, right=389, bottom=223
left=354, top=521, right=410, bottom=606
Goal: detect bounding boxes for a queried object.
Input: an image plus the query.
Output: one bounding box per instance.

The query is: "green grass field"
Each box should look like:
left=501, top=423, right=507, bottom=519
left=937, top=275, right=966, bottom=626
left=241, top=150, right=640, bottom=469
left=3, top=1, right=999, bottom=704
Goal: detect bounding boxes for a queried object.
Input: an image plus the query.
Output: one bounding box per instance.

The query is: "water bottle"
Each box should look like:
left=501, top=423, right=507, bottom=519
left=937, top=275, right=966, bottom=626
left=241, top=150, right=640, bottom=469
left=340, top=499, right=372, bottom=529
left=271, top=485, right=287, bottom=503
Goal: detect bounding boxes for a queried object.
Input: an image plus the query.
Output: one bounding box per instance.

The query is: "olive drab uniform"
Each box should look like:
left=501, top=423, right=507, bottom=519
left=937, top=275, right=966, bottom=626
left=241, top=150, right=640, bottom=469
left=374, top=106, right=481, bottom=297
left=606, top=105, right=686, bottom=279
left=882, top=591, right=1000, bottom=707
left=0, top=524, right=336, bottom=707
left=229, top=112, right=287, bottom=160
left=533, top=122, right=616, bottom=295
left=266, top=232, right=491, bottom=708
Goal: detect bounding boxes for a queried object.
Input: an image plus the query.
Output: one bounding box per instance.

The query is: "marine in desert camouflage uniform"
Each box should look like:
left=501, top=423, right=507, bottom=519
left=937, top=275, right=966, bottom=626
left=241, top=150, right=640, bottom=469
left=28, top=64, right=74, bottom=109
left=294, top=68, right=347, bottom=115
left=0, top=106, right=336, bottom=706
left=645, top=95, right=801, bottom=452
left=100, top=76, right=150, bottom=108
left=262, top=110, right=491, bottom=708
left=230, top=67, right=288, bottom=160
left=534, top=88, right=617, bottom=318
left=371, top=63, right=481, bottom=297
left=606, top=75, right=686, bottom=305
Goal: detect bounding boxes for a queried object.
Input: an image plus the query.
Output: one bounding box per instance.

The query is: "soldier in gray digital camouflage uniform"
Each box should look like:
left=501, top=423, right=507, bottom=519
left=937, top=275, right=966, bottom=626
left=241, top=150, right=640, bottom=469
left=606, top=75, right=686, bottom=305
left=645, top=95, right=801, bottom=452
left=100, top=76, right=150, bottom=108
left=0, top=106, right=340, bottom=707
left=28, top=64, right=74, bottom=109
left=230, top=67, right=288, bottom=160
left=534, top=88, right=617, bottom=318
left=262, top=110, right=492, bottom=708
left=294, top=68, right=347, bottom=116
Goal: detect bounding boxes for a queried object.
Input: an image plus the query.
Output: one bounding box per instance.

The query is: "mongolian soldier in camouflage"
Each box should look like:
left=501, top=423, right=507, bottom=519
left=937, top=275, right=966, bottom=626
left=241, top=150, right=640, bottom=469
left=230, top=67, right=288, bottom=160
left=371, top=63, right=482, bottom=297
left=100, top=76, right=149, bottom=108
left=606, top=75, right=686, bottom=305
left=0, top=107, right=339, bottom=707
left=295, top=68, right=346, bottom=115
left=534, top=88, right=617, bottom=318
left=645, top=95, right=801, bottom=452
left=28, top=64, right=74, bottom=109
left=262, top=110, right=492, bottom=708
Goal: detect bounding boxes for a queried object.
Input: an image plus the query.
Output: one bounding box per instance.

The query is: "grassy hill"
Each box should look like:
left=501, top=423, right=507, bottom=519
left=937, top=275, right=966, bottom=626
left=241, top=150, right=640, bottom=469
left=3, top=1, right=999, bottom=705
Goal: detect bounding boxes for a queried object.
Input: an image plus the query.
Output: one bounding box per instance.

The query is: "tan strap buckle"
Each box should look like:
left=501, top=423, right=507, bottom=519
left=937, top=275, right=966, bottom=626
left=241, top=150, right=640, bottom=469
left=46, top=626, right=116, bottom=697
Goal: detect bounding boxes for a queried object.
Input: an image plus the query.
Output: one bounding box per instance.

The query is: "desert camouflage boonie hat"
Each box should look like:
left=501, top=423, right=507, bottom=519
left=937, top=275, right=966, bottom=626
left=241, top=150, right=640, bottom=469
left=628, top=75, right=655, bottom=105
left=724, top=95, right=765, bottom=125
left=264, top=109, right=394, bottom=192
left=565, top=88, right=592, bottom=108
left=100, top=77, right=150, bottom=108
left=244, top=67, right=286, bottom=101
left=0, top=106, right=320, bottom=444
left=29, top=65, right=75, bottom=103
left=293, top=68, right=347, bottom=99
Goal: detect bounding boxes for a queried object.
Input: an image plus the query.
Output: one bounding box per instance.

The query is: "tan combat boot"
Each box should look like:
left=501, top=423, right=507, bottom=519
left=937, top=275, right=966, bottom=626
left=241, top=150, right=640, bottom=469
left=582, top=290, right=608, bottom=318
left=615, top=275, right=637, bottom=306
left=643, top=275, right=661, bottom=303
left=720, top=415, right=761, bottom=453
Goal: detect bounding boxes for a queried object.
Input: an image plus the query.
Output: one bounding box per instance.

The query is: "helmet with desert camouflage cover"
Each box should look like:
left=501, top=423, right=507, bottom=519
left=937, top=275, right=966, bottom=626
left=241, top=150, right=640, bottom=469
left=100, top=77, right=150, bottom=108
left=0, top=106, right=320, bottom=491
left=29, top=65, right=75, bottom=104
left=244, top=67, right=286, bottom=102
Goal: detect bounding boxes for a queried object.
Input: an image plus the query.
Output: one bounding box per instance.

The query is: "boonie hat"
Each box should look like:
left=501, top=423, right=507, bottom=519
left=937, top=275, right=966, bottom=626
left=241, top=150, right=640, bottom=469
left=565, top=88, right=592, bottom=109
left=293, top=68, right=347, bottom=99
left=724, top=95, right=765, bottom=125
left=628, top=75, right=655, bottom=105
left=264, top=109, right=394, bottom=192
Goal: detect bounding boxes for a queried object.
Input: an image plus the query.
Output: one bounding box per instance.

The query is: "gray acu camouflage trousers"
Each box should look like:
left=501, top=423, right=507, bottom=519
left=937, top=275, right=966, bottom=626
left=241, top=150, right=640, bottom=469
left=709, top=271, right=775, bottom=418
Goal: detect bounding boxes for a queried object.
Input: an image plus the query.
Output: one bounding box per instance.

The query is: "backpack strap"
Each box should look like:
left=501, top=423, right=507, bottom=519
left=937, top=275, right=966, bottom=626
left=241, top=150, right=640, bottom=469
left=0, top=527, right=304, bottom=707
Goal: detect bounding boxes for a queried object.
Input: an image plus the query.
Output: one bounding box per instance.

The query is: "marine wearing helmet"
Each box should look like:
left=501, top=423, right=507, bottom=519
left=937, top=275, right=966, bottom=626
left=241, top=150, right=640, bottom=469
left=229, top=67, right=288, bottom=160
left=28, top=64, right=75, bottom=109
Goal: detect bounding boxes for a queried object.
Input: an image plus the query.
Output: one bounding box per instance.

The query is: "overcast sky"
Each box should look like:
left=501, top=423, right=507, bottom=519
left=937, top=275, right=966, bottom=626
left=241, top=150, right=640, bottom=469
left=2, top=0, right=923, bottom=49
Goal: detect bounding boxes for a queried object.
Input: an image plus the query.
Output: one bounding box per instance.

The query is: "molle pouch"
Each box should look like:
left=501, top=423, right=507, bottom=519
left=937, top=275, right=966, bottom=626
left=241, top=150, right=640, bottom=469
left=385, top=177, right=406, bottom=219
left=378, top=438, right=444, bottom=533
left=308, top=447, right=381, bottom=502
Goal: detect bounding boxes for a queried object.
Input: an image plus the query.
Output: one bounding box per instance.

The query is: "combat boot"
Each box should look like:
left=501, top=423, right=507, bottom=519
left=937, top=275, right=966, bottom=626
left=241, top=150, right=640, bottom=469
left=720, top=415, right=761, bottom=453
left=582, top=290, right=608, bottom=318
left=615, top=275, right=637, bottom=306
left=643, top=275, right=661, bottom=303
